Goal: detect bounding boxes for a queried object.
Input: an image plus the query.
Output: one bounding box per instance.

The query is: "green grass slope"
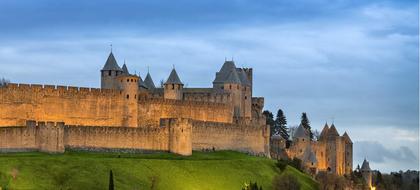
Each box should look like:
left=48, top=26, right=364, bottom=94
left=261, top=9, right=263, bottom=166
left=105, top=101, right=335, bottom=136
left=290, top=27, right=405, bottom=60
left=0, top=151, right=318, bottom=190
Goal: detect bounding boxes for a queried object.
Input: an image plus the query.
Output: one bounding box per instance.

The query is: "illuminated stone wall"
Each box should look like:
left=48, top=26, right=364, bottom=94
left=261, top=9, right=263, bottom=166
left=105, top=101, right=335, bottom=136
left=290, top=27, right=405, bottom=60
left=191, top=121, right=270, bottom=156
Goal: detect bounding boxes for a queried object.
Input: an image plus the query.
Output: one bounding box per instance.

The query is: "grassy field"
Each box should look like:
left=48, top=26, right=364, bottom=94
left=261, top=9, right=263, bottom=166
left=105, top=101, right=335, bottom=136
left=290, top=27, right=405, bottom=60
left=0, top=151, right=318, bottom=190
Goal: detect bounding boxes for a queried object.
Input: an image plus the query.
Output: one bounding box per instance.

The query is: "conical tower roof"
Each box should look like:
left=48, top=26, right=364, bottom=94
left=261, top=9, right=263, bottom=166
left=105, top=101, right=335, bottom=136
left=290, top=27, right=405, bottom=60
left=213, top=60, right=237, bottom=83
left=294, top=124, right=309, bottom=139
left=225, top=69, right=241, bottom=84
left=138, top=76, right=147, bottom=89
left=102, top=52, right=122, bottom=71
left=328, top=123, right=339, bottom=137
left=164, top=68, right=183, bottom=85
left=144, top=72, right=155, bottom=89
left=319, top=123, right=329, bottom=140
left=342, top=132, right=352, bottom=143
left=122, top=63, right=129, bottom=75
left=303, top=146, right=318, bottom=164
left=361, top=159, right=371, bottom=171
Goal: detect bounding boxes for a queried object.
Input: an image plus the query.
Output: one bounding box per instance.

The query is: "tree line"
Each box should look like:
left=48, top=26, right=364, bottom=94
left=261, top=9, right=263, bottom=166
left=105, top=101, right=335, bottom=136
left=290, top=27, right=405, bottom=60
left=263, top=109, right=315, bottom=141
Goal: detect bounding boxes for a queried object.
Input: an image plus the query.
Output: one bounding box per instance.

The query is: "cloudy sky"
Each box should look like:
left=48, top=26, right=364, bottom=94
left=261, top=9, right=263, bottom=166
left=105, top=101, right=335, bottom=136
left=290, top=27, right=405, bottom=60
left=0, top=0, right=418, bottom=172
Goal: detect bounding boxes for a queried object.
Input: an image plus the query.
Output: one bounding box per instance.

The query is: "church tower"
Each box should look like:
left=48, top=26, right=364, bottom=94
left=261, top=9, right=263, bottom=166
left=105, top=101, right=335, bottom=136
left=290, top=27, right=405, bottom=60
left=164, top=68, right=183, bottom=100
left=101, top=52, right=123, bottom=89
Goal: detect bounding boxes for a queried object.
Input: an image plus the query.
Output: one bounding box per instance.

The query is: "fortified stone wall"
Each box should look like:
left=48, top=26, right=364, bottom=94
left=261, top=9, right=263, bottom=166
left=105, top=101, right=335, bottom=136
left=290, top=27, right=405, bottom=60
left=137, top=98, right=233, bottom=125
left=0, top=84, right=127, bottom=127
left=0, top=118, right=194, bottom=155
left=191, top=121, right=270, bottom=156
left=64, top=125, right=169, bottom=152
left=0, top=123, right=37, bottom=152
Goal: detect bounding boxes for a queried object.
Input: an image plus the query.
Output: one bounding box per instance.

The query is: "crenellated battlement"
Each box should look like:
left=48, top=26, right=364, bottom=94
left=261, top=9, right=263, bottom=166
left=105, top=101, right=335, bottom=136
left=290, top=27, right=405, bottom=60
left=2, top=83, right=123, bottom=97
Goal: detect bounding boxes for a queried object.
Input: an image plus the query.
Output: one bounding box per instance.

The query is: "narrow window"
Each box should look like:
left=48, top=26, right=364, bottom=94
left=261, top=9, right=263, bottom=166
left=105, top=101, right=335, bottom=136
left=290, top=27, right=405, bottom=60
left=229, top=85, right=232, bottom=89
left=127, top=79, right=129, bottom=82
left=126, top=94, right=129, bottom=99
left=131, top=79, right=133, bottom=82
left=108, top=70, right=111, bottom=76
left=172, top=84, right=175, bottom=89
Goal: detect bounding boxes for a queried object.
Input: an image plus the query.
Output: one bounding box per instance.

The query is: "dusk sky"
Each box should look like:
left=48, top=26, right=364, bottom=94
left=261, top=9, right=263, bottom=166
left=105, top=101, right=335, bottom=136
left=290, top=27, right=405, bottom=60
left=0, top=0, right=418, bottom=172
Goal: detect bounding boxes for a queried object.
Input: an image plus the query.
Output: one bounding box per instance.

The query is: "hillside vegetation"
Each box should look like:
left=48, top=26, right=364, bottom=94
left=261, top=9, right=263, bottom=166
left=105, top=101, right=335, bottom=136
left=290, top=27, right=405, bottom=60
left=0, top=151, right=318, bottom=190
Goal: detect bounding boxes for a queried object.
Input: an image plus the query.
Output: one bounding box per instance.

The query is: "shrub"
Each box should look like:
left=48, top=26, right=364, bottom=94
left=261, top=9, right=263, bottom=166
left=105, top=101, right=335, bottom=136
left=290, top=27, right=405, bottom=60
left=273, top=174, right=300, bottom=190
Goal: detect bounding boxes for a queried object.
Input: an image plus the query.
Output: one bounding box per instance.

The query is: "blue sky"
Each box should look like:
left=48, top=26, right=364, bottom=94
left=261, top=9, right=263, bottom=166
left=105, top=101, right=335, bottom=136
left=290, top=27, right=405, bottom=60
left=0, top=0, right=418, bottom=172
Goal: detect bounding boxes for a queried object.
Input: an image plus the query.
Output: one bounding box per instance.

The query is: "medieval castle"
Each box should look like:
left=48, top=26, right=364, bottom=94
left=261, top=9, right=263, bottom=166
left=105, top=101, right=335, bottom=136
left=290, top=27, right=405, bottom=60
left=0, top=51, right=352, bottom=176
left=0, top=52, right=269, bottom=157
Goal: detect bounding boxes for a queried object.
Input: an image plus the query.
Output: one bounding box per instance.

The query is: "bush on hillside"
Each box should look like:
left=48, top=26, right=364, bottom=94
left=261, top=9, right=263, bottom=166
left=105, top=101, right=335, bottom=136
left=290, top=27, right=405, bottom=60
left=273, top=174, right=300, bottom=190
left=275, top=158, right=302, bottom=172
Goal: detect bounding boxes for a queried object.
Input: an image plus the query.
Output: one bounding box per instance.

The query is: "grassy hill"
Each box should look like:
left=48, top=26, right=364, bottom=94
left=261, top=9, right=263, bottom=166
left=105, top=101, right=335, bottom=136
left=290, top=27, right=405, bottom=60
left=0, top=151, right=318, bottom=190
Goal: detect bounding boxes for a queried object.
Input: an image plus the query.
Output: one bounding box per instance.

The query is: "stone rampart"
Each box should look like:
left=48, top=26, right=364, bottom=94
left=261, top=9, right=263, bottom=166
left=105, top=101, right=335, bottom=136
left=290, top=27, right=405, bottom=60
left=137, top=98, right=233, bottom=125
left=191, top=120, right=270, bottom=156
left=0, top=83, right=126, bottom=127
left=0, top=118, right=269, bottom=156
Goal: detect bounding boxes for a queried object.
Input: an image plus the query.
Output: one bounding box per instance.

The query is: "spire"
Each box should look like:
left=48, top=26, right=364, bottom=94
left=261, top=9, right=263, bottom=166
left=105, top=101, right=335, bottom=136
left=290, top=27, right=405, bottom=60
left=122, top=63, right=129, bottom=75
left=165, top=68, right=183, bottom=85
left=328, top=123, right=339, bottom=137
left=342, top=131, right=352, bottom=143
left=144, top=72, right=155, bottom=89
left=361, top=159, right=371, bottom=171
left=319, top=122, right=329, bottom=141
left=102, top=52, right=122, bottom=71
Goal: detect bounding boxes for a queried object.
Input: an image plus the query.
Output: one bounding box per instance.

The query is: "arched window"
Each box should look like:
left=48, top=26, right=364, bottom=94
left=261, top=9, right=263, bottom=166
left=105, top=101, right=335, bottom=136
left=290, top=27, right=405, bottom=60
left=127, top=79, right=129, bottom=82
left=172, top=84, right=175, bottom=89
left=229, top=85, right=232, bottom=89
left=108, top=71, right=112, bottom=76
left=126, top=94, right=129, bottom=99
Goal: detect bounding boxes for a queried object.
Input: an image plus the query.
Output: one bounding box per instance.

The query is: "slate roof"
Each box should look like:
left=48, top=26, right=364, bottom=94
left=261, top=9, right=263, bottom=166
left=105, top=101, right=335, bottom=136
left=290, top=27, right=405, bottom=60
left=122, top=63, right=129, bottom=75
left=213, top=60, right=237, bottom=84
left=144, top=72, right=155, bottom=89
left=164, top=68, right=183, bottom=85
left=102, top=52, right=122, bottom=71
left=303, top=146, right=318, bottom=164
left=319, top=123, right=329, bottom=140
left=138, top=76, right=147, bottom=89
left=237, top=69, right=251, bottom=86
left=224, top=69, right=242, bottom=84
left=328, top=124, right=340, bottom=137
left=361, top=159, right=371, bottom=171
left=342, top=132, right=352, bottom=143
left=294, top=124, right=309, bottom=139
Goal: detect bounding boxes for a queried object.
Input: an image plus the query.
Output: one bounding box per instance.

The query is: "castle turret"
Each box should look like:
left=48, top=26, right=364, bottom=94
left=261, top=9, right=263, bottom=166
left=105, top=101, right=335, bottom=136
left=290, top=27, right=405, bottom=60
left=291, top=124, right=310, bottom=158
left=101, top=52, right=123, bottom=89
left=144, top=71, right=155, bottom=89
left=164, top=68, right=183, bottom=100
left=343, top=132, right=353, bottom=175
left=223, top=69, right=242, bottom=117
left=238, top=69, right=252, bottom=119
left=361, top=159, right=372, bottom=188
left=116, top=66, right=139, bottom=127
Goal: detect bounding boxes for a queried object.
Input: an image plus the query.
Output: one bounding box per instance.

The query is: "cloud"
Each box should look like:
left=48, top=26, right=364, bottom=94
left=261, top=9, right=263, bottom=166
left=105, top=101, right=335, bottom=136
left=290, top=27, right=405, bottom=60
left=354, top=141, right=419, bottom=172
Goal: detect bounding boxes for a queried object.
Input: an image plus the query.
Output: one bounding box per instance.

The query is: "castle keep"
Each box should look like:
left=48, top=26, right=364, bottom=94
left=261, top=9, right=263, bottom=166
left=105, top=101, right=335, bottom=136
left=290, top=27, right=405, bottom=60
left=0, top=52, right=269, bottom=156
